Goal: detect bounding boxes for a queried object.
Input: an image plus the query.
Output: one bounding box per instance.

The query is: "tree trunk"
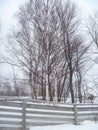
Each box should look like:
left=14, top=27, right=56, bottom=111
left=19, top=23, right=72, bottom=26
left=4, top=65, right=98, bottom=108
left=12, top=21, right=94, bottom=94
left=54, top=57, right=58, bottom=102
left=45, top=1, right=50, bottom=101
left=29, top=72, right=34, bottom=99
left=45, top=52, right=50, bottom=101
left=54, top=72, right=58, bottom=102
left=69, top=69, right=74, bottom=103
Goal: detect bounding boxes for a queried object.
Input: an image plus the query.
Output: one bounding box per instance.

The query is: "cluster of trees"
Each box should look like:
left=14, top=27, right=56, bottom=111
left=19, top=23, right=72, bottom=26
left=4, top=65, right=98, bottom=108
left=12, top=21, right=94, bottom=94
left=0, top=0, right=98, bottom=103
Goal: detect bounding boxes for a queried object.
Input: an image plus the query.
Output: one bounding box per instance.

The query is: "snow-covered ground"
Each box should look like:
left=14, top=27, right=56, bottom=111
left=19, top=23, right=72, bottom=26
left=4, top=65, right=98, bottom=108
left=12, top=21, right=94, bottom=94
left=30, top=121, right=98, bottom=130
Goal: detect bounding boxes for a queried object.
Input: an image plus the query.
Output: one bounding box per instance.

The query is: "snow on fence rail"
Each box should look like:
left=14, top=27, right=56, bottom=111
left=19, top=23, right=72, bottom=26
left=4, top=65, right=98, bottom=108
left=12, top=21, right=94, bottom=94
left=0, top=97, right=98, bottom=130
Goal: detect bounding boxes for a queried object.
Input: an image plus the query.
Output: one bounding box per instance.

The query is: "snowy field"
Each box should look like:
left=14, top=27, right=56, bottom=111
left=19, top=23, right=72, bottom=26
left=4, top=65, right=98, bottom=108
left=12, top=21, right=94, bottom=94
left=30, top=121, right=98, bottom=130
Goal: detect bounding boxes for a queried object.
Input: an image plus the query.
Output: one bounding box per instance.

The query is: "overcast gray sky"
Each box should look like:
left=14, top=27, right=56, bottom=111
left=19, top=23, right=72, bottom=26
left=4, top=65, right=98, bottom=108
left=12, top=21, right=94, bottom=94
left=0, top=0, right=98, bottom=79
left=0, top=0, right=98, bottom=36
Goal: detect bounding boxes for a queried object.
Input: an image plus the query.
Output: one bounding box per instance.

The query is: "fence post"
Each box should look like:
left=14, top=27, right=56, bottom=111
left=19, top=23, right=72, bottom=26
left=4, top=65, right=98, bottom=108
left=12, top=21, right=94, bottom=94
left=22, top=101, right=26, bottom=130
left=73, top=104, right=79, bottom=125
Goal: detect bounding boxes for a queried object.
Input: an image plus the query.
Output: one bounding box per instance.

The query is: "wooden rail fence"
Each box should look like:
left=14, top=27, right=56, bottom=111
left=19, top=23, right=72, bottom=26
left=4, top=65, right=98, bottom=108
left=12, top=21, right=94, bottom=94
left=0, top=97, right=98, bottom=130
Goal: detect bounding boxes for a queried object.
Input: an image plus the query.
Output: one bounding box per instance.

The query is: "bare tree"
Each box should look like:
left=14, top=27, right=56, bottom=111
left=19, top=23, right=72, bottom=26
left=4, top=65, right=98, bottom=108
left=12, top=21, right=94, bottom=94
left=87, top=13, right=98, bottom=50
left=86, top=12, right=98, bottom=101
left=4, top=0, right=88, bottom=102
left=3, top=0, right=39, bottom=99
left=32, top=0, right=62, bottom=101
left=56, top=0, right=89, bottom=103
left=56, top=1, right=79, bottom=103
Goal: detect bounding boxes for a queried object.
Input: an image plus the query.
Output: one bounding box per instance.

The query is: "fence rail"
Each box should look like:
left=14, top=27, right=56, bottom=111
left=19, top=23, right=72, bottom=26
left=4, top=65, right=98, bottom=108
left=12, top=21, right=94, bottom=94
left=0, top=97, right=98, bottom=130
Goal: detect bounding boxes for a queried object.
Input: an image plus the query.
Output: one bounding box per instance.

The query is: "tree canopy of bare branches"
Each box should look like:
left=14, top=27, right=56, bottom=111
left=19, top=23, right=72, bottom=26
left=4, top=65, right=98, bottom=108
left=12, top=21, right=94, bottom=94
left=4, top=0, right=89, bottom=103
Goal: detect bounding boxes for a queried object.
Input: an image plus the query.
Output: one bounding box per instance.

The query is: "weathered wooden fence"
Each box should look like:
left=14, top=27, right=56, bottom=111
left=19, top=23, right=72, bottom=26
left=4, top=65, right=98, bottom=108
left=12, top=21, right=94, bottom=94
left=0, top=97, right=98, bottom=130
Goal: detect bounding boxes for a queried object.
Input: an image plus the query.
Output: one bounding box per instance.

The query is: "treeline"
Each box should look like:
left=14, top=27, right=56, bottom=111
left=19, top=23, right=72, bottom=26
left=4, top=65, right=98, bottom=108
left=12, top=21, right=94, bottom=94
left=0, top=76, right=29, bottom=96
left=1, top=0, right=98, bottom=103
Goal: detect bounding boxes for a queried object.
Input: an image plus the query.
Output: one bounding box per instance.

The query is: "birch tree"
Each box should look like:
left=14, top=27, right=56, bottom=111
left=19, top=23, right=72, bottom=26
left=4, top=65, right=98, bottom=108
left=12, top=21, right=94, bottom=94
left=5, top=0, right=88, bottom=102
left=5, top=0, right=39, bottom=99
left=56, top=1, right=89, bottom=103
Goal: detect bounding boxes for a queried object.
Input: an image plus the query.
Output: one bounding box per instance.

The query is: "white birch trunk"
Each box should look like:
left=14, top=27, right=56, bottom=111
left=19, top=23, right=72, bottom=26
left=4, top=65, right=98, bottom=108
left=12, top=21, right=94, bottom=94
left=45, top=0, right=50, bottom=101
left=54, top=60, right=58, bottom=102
left=54, top=73, right=58, bottom=102
left=45, top=52, right=50, bottom=101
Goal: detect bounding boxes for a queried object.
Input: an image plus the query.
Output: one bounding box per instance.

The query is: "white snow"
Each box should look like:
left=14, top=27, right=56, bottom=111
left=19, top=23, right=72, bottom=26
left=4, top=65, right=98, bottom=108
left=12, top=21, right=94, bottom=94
left=30, top=121, right=98, bottom=130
